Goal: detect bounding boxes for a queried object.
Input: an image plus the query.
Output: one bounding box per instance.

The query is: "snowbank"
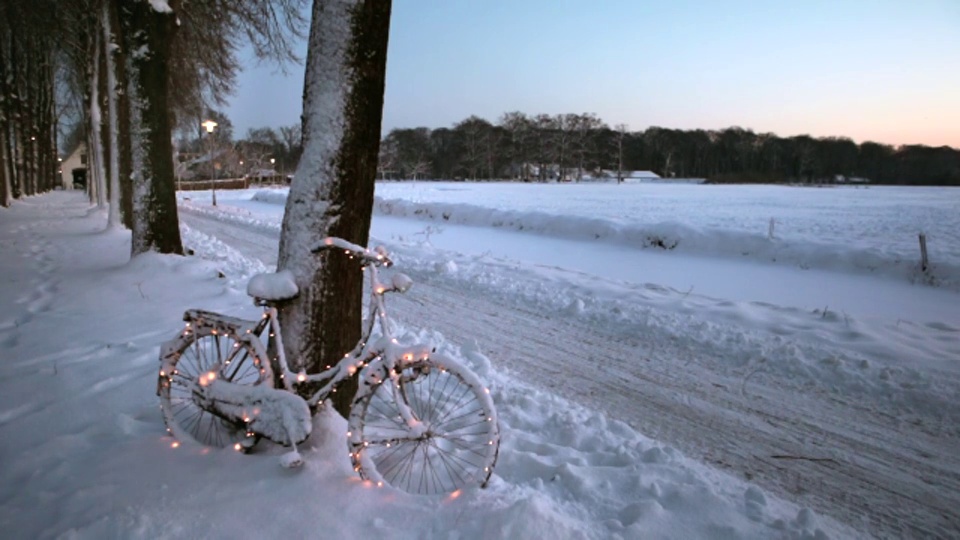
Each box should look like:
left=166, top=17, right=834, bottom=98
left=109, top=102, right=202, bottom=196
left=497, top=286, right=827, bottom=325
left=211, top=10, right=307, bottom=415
left=0, top=192, right=853, bottom=538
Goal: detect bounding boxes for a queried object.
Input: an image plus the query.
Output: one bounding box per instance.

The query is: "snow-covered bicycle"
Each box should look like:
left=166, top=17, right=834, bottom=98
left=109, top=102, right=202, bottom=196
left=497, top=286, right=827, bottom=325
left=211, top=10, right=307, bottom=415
left=157, top=237, right=500, bottom=495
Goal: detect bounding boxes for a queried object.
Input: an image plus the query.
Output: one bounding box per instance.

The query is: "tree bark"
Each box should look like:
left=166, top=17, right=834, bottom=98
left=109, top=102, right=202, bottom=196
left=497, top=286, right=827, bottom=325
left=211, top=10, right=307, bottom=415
left=112, top=1, right=134, bottom=229
left=103, top=1, right=121, bottom=228
left=277, top=0, right=391, bottom=418
left=125, top=0, right=183, bottom=255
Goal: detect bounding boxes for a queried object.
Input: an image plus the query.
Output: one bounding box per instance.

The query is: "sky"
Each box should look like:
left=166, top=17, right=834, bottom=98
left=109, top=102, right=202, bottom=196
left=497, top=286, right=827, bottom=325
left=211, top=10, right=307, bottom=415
left=227, top=0, right=960, bottom=148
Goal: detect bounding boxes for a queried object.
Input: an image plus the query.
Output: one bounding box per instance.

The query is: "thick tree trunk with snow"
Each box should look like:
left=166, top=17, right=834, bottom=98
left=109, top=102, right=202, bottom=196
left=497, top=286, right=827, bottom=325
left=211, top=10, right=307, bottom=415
left=124, top=0, right=183, bottom=255
left=110, top=0, right=134, bottom=229
left=277, top=0, right=391, bottom=417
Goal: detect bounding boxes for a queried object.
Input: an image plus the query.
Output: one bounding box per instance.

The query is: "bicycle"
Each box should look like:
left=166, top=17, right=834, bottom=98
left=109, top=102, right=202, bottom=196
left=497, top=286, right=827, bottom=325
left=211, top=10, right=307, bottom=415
left=157, top=237, right=500, bottom=495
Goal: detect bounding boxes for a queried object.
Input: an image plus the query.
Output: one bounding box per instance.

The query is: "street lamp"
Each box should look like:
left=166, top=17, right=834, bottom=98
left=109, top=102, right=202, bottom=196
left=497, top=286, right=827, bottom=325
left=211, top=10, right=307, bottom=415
left=202, top=120, right=218, bottom=206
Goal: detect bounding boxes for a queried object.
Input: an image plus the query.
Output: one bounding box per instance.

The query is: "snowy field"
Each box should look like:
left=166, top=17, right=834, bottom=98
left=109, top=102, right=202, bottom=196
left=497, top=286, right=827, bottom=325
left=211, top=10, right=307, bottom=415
left=1, top=183, right=958, bottom=538
left=373, top=182, right=960, bottom=290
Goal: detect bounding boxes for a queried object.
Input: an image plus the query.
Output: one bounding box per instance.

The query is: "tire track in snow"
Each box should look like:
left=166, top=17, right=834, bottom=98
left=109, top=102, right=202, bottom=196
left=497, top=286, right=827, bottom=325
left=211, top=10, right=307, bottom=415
left=388, top=279, right=960, bottom=539
left=183, top=208, right=960, bottom=539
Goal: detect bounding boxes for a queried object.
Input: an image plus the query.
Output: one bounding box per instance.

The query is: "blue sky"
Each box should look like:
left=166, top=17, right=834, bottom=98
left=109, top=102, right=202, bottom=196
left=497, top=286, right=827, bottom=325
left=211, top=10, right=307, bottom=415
left=227, top=0, right=960, bottom=148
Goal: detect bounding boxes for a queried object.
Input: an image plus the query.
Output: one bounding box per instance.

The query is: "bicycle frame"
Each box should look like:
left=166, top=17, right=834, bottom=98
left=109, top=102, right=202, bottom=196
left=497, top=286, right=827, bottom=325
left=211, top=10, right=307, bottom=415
left=159, top=238, right=500, bottom=489
left=245, top=244, right=426, bottom=433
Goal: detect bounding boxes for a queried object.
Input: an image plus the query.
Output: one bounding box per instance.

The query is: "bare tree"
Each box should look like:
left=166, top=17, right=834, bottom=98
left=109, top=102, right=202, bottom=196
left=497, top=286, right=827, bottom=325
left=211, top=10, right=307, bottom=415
left=614, top=123, right=628, bottom=183
left=555, top=114, right=572, bottom=181
left=408, top=159, right=430, bottom=180
left=499, top=111, right=531, bottom=180
left=454, top=116, right=492, bottom=179
left=377, top=134, right=398, bottom=179
left=532, top=114, right=556, bottom=181
left=570, top=112, right=604, bottom=181
left=0, top=1, right=59, bottom=204
left=279, top=122, right=303, bottom=169
left=277, top=0, right=392, bottom=417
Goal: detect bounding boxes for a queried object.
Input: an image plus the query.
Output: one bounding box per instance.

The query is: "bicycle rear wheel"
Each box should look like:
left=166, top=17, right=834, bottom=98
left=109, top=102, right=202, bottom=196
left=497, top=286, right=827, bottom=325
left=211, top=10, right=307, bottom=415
left=159, top=324, right=271, bottom=449
left=347, top=353, right=499, bottom=495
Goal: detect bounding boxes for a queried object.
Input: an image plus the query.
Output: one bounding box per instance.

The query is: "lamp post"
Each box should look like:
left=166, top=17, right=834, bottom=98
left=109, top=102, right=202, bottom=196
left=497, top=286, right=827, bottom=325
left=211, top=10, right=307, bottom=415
left=270, top=158, right=276, bottom=184
left=202, top=119, right=218, bottom=206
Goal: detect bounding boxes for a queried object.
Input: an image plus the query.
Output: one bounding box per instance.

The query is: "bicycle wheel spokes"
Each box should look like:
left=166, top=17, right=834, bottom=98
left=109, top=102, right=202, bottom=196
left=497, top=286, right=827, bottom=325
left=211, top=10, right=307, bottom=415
left=349, top=355, right=499, bottom=495
left=159, top=326, right=270, bottom=448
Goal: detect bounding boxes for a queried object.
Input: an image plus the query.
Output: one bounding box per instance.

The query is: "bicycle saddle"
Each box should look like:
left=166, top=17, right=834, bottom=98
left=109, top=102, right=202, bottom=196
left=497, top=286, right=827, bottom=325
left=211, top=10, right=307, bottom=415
left=247, top=270, right=299, bottom=302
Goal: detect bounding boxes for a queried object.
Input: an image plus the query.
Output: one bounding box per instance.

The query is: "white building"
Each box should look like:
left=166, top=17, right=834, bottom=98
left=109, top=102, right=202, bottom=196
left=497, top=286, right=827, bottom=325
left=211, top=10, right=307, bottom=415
left=60, top=143, right=87, bottom=189
left=621, top=170, right=662, bottom=182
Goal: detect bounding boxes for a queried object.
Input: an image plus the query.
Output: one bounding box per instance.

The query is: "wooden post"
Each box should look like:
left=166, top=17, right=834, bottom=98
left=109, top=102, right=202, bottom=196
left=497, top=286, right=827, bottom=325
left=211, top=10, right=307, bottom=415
left=919, top=233, right=929, bottom=272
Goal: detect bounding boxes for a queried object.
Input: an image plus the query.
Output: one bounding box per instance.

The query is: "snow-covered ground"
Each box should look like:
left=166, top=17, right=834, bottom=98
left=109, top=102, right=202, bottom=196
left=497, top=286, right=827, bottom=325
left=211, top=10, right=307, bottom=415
left=1, top=183, right=957, bottom=538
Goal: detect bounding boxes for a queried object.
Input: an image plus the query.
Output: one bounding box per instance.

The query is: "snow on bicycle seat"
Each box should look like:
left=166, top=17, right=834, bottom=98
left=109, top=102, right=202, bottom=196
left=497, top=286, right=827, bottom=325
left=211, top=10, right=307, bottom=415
left=247, top=270, right=299, bottom=302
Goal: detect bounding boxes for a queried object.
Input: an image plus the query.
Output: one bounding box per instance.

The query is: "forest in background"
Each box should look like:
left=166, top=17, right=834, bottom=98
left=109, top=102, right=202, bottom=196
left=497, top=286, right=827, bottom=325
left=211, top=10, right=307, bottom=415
left=168, top=111, right=960, bottom=187
left=375, top=113, right=960, bottom=185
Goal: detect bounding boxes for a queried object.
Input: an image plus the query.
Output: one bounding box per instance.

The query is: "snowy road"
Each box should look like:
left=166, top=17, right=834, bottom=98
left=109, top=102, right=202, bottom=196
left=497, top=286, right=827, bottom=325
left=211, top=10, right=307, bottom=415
left=180, top=207, right=960, bottom=539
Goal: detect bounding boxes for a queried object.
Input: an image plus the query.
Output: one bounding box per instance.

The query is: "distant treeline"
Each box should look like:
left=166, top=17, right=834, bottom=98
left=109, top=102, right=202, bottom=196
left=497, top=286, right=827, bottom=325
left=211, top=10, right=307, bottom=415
left=378, top=112, right=960, bottom=185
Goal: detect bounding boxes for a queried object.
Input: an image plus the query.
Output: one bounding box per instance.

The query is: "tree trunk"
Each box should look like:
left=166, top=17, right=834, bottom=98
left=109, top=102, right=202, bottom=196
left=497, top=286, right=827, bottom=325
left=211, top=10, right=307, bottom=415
left=113, top=1, right=134, bottom=229
left=277, top=0, right=392, bottom=418
left=103, top=1, right=121, bottom=228
left=125, top=0, right=183, bottom=256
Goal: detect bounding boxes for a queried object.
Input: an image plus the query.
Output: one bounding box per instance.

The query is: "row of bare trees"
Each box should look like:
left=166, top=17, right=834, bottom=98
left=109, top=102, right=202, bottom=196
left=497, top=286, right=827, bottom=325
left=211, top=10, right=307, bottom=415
left=3, top=0, right=394, bottom=417
left=175, top=120, right=304, bottom=181
left=1, top=0, right=306, bottom=256
left=379, top=112, right=619, bottom=182
left=0, top=2, right=60, bottom=206
left=379, top=114, right=960, bottom=185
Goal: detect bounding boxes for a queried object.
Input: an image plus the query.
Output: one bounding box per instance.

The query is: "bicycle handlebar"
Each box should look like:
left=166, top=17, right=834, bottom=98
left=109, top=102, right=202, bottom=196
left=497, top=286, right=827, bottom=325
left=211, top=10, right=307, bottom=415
left=311, top=237, right=393, bottom=267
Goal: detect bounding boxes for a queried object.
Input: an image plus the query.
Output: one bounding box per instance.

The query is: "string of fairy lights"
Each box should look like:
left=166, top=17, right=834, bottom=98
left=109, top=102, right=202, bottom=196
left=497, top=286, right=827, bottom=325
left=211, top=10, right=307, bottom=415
left=157, top=242, right=500, bottom=493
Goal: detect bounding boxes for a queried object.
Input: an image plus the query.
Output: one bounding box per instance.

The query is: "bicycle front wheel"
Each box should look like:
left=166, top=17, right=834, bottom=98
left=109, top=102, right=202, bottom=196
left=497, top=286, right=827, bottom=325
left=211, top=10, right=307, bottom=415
left=347, top=353, right=500, bottom=495
left=159, top=324, right=271, bottom=449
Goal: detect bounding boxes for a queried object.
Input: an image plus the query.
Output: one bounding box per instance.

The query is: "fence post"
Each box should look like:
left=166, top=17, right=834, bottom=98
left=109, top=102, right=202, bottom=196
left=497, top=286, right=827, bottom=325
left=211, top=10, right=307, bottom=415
left=919, top=233, right=929, bottom=272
